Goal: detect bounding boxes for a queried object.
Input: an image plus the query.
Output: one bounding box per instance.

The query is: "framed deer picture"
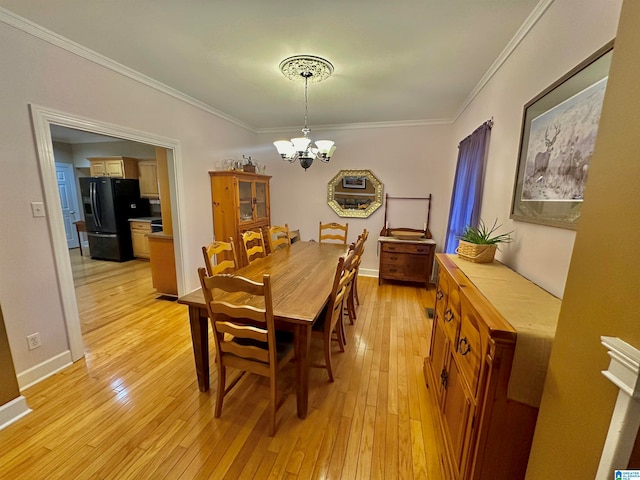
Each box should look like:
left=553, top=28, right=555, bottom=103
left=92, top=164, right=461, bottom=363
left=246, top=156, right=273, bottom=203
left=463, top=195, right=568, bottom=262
left=510, top=41, right=614, bottom=229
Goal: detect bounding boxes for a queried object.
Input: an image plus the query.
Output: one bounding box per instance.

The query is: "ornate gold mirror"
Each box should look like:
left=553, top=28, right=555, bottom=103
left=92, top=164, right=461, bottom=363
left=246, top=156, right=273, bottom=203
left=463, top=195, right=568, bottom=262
left=327, top=169, right=383, bottom=218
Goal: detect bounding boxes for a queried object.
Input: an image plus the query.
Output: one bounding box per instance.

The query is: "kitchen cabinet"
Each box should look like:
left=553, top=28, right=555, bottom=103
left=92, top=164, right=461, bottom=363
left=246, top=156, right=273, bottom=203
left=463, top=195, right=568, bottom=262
left=209, top=171, right=271, bottom=267
left=424, top=254, right=559, bottom=480
left=129, top=220, right=151, bottom=259
left=138, top=160, right=159, bottom=199
left=378, top=237, right=436, bottom=288
left=88, top=156, right=139, bottom=178
left=148, top=233, right=177, bottom=296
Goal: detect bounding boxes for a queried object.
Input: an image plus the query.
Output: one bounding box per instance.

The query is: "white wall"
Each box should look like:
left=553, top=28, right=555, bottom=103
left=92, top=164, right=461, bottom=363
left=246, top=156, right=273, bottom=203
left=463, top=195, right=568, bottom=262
left=0, top=19, right=255, bottom=377
left=451, top=0, right=622, bottom=298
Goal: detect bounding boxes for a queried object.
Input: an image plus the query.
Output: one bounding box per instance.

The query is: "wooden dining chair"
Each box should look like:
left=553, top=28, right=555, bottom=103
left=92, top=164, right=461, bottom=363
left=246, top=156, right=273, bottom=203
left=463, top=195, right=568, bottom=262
left=242, top=230, right=266, bottom=265
left=198, top=268, right=295, bottom=436
left=319, top=221, right=349, bottom=245
left=202, top=237, right=238, bottom=275
left=267, top=224, right=291, bottom=253
left=352, top=229, right=368, bottom=306
left=311, top=250, right=356, bottom=382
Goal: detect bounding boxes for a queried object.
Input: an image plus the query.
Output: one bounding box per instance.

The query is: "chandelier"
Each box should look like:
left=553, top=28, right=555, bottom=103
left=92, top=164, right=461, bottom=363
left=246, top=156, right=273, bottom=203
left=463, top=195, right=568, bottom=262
left=273, top=55, right=336, bottom=171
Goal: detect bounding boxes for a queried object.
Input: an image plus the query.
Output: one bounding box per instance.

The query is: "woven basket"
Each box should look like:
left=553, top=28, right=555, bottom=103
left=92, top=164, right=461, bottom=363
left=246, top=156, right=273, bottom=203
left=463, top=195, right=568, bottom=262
left=455, top=240, right=497, bottom=263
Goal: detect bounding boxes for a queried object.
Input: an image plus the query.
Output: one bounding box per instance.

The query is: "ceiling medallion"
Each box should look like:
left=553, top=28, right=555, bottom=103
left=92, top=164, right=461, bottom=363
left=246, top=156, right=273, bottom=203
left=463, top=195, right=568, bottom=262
left=273, top=55, right=336, bottom=171
left=279, top=55, right=334, bottom=83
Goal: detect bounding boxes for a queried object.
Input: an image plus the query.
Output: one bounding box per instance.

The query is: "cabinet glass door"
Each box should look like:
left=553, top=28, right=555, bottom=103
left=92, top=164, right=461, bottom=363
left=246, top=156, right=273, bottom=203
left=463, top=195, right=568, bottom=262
left=239, top=180, right=253, bottom=222
left=254, top=182, right=267, bottom=220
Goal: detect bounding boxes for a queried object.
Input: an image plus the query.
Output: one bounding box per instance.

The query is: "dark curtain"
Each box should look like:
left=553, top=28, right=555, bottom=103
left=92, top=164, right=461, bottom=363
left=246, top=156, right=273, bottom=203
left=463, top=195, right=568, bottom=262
left=444, top=120, right=493, bottom=253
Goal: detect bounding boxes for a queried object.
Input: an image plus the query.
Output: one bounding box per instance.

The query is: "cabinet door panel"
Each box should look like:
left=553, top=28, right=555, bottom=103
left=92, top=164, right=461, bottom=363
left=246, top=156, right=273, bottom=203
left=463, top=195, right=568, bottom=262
left=435, top=271, right=450, bottom=322
left=138, top=161, right=159, bottom=198
left=442, top=358, right=473, bottom=475
left=254, top=181, right=268, bottom=220
left=105, top=160, right=124, bottom=177
left=457, top=298, right=483, bottom=396
left=238, top=180, right=253, bottom=222
left=443, top=285, right=461, bottom=345
left=429, top=317, right=449, bottom=406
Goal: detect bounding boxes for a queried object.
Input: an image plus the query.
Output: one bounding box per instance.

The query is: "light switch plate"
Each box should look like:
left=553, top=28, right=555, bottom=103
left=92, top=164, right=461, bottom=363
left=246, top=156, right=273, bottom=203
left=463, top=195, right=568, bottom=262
left=31, top=202, right=45, bottom=217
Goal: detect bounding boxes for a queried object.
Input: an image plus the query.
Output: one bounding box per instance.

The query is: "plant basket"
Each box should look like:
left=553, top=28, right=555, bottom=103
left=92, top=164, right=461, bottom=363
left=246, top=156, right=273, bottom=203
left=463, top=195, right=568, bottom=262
left=455, top=240, right=497, bottom=263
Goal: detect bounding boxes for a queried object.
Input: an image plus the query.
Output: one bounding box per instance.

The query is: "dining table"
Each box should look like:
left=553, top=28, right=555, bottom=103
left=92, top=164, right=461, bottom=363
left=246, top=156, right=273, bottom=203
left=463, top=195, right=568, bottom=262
left=177, top=240, right=349, bottom=419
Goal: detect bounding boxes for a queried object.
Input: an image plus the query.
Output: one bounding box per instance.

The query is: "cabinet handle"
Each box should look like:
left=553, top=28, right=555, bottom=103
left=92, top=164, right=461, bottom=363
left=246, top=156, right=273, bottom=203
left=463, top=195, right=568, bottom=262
left=440, top=368, right=448, bottom=388
left=416, top=248, right=425, bottom=252
left=389, top=268, right=397, bottom=273
left=458, top=337, right=471, bottom=356
left=444, top=309, right=453, bottom=323
left=387, top=246, right=396, bottom=251
left=436, top=290, right=443, bottom=300
left=389, top=255, right=398, bottom=260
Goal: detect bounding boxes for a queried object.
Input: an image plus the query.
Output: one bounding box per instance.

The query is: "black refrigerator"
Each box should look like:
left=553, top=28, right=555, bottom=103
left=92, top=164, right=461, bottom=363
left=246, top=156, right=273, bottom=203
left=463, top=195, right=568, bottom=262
left=79, top=177, right=150, bottom=261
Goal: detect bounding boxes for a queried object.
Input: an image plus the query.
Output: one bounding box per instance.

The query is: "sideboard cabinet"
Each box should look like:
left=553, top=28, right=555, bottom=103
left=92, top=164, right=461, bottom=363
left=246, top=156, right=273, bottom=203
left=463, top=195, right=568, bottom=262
left=424, top=254, right=560, bottom=480
left=209, top=171, right=271, bottom=267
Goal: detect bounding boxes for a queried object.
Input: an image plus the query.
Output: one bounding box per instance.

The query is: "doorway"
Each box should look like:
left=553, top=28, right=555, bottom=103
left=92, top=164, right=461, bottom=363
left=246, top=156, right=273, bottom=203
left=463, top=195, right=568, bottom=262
left=30, top=105, right=185, bottom=362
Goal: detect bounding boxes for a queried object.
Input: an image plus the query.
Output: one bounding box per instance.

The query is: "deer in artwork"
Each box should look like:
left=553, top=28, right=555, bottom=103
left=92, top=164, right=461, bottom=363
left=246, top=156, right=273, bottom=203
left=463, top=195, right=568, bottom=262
left=532, top=122, right=560, bottom=182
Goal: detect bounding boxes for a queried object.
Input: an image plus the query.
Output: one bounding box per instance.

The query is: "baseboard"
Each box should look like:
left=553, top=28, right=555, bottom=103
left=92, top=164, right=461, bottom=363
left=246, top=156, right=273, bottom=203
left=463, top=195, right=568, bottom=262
left=359, top=268, right=378, bottom=278
left=17, top=350, right=73, bottom=391
left=0, top=396, right=31, bottom=431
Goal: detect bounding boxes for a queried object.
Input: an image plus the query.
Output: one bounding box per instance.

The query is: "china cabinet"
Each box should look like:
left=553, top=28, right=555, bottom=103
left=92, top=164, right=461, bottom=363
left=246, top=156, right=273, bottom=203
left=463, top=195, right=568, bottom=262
left=209, top=171, right=271, bottom=267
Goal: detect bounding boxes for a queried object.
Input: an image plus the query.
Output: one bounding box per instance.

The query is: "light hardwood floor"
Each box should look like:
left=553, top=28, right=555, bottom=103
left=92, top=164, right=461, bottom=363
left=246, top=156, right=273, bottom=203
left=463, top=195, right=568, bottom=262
left=0, top=248, right=442, bottom=479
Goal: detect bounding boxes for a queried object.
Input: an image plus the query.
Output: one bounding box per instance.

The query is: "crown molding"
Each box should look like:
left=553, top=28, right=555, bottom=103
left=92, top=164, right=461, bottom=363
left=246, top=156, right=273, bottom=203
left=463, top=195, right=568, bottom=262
left=453, top=0, right=555, bottom=121
left=257, top=117, right=453, bottom=135
left=0, top=7, right=256, bottom=133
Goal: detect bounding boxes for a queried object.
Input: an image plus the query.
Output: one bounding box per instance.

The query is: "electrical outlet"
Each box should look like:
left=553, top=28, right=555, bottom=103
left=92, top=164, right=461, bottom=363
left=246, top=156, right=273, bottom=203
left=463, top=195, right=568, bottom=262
left=27, top=333, right=41, bottom=350
left=31, top=202, right=46, bottom=218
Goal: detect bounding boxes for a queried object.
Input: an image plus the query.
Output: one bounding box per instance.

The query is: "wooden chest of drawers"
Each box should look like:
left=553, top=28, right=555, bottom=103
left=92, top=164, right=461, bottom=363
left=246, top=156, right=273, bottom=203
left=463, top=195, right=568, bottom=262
left=378, top=237, right=436, bottom=288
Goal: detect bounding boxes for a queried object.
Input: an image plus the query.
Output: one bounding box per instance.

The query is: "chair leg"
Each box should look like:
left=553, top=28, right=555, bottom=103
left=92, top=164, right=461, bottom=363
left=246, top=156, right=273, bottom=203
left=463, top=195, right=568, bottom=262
left=215, top=364, right=226, bottom=418
left=337, top=318, right=346, bottom=353
left=349, top=291, right=357, bottom=324
left=269, top=375, right=277, bottom=436
left=354, top=274, right=360, bottom=305
left=325, top=333, right=335, bottom=383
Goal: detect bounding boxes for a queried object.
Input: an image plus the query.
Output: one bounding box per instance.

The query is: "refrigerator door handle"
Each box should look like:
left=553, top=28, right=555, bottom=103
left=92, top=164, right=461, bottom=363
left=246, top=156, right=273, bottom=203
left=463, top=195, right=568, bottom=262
left=91, top=182, right=102, bottom=227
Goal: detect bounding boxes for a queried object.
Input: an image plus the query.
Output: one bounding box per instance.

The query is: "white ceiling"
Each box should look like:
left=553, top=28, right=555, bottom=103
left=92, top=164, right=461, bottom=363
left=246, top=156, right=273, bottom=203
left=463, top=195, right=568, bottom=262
left=1, top=0, right=541, bottom=131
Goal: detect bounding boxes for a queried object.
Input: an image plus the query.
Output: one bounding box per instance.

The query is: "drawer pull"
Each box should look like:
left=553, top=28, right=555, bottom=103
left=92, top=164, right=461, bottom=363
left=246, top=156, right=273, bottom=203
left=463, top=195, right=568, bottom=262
left=416, top=248, right=425, bottom=252
left=390, top=255, right=398, bottom=260
left=444, top=309, right=454, bottom=323
left=387, top=246, right=397, bottom=251
left=436, top=290, right=443, bottom=300
left=458, top=337, right=471, bottom=356
left=440, top=368, right=448, bottom=388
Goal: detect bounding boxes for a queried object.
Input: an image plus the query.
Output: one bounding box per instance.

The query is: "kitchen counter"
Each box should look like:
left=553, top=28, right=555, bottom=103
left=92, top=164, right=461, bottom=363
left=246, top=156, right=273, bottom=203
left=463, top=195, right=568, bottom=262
left=147, top=231, right=172, bottom=239
left=128, top=216, right=162, bottom=222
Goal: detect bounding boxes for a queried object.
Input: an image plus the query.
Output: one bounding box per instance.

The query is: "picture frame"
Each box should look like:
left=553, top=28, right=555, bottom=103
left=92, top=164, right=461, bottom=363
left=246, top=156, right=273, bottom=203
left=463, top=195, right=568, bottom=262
left=510, top=41, right=614, bottom=229
left=342, top=175, right=367, bottom=189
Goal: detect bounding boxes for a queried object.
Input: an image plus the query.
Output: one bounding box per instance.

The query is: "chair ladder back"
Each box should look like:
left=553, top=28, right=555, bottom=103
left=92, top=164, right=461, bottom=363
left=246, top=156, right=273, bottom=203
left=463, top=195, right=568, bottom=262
left=202, top=237, right=238, bottom=275
left=242, top=230, right=266, bottom=264
left=319, top=221, right=349, bottom=245
left=268, top=224, right=291, bottom=253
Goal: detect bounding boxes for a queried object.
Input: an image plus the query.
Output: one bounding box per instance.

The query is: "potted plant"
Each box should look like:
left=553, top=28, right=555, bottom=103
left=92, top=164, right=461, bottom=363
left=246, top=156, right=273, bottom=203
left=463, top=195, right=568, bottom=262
left=456, top=219, right=513, bottom=263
